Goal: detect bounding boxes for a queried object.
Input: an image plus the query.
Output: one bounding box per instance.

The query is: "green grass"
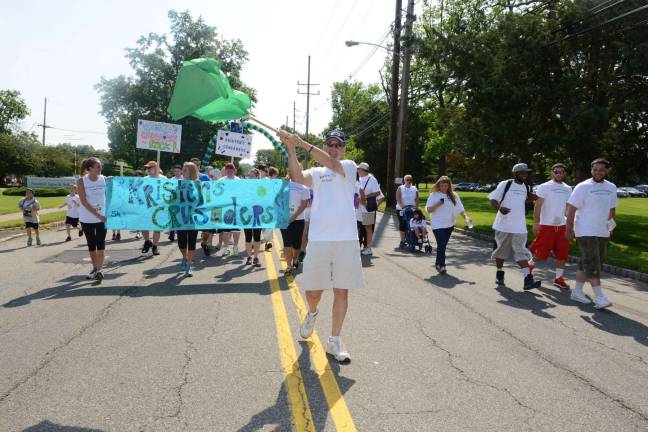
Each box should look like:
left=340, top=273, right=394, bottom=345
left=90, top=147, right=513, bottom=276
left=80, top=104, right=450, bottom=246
left=402, top=189, right=648, bottom=273
left=0, top=194, right=68, bottom=215
left=0, top=211, right=67, bottom=229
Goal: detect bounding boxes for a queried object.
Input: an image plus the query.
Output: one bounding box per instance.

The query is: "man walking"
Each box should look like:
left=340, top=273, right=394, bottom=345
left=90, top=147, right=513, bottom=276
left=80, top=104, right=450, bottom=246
left=528, top=163, right=573, bottom=290
left=566, top=158, right=617, bottom=309
left=488, top=163, right=541, bottom=290
left=277, top=128, right=363, bottom=363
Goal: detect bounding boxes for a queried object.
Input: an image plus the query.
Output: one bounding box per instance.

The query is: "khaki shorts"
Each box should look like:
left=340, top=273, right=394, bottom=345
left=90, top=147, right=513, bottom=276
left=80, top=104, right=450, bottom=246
left=577, top=236, right=608, bottom=279
left=491, top=231, right=531, bottom=262
left=362, top=211, right=376, bottom=226
left=301, top=240, right=364, bottom=290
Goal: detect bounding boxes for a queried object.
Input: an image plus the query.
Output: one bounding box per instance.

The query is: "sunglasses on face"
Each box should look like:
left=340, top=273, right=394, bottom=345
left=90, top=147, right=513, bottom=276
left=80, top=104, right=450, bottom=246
left=553, top=170, right=566, bottom=175
left=325, top=142, right=345, bottom=149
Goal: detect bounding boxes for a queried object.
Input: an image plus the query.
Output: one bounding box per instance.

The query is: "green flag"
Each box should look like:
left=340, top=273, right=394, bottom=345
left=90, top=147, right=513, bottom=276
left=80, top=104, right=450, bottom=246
left=167, top=58, right=251, bottom=123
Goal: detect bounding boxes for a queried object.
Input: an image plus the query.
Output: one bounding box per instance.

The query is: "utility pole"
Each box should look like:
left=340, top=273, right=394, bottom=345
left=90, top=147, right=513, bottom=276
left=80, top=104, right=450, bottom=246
left=385, top=0, right=402, bottom=208
left=293, top=101, right=297, bottom=133
left=395, top=0, right=416, bottom=184
left=36, top=97, right=51, bottom=146
left=297, top=55, right=320, bottom=139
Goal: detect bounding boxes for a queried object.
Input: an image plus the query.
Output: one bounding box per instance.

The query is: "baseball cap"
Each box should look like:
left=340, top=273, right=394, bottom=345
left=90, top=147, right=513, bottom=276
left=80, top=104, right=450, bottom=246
left=325, top=129, right=346, bottom=144
left=144, top=161, right=158, bottom=168
left=358, top=162, right=370, bottom=171
left=225, top=162, right=236, bottom=170
left=512, top=163, right=531, bottom=173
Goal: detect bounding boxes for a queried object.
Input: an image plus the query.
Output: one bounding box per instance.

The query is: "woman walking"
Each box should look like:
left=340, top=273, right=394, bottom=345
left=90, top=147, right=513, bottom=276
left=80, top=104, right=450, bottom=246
left=244, top=169, right=262, bottom=267
left=425, top=176, right=472, bottom=274
left=396, top=174, right=419, bottom=248
left=176, top=162, right=200, bottom=277
left=77, top=157, right=107, bottom=281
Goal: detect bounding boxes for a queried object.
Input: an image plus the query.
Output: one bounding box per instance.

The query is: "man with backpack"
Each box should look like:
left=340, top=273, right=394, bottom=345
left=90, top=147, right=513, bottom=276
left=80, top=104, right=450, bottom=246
left=488, top=163, right=541, bottom=290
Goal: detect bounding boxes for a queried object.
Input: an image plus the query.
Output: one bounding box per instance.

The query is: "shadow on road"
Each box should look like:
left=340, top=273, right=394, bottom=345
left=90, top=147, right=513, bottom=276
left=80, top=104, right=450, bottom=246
left=582, top=310, right=648, bottom=348
left=22, top=421, right=104, bottom=431
left=238, top=341, right=355, bottom=432
left=426, top=273, right=476, bottom=289
left=495, top=285, right=557, bottom=319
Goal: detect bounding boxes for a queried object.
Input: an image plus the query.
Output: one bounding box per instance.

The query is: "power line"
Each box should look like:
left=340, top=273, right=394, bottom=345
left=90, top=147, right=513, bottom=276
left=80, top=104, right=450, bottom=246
left=49, top=126, right=107, bottom=135
left=349, top=111, right=389, bottom=138
left=317, top=0, right=361, bottom=68
left=558, top=3, right=648, bottom=43
left=311, top=0, right=344, bottom=57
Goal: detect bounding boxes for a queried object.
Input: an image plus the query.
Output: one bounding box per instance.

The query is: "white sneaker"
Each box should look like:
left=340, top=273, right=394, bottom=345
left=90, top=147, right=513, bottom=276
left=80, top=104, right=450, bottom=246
left=570, top=290, right=591, bottom=304
left=86, top=269, right=97, bottom=280
left=326, top=336, right=350, bottom=363
left=299, top=310, right=318, bottom=339
left=594, top=295, right=612, bottom=309
left=361, top=247, right=373, bottom=256
left=222, top=246, right=231, bottom=257
left=232, top=245, right=239, bottom=255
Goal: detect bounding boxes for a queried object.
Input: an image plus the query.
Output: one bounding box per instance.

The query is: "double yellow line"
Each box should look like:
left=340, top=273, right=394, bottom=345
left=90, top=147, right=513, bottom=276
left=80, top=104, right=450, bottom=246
left=264, top=233, right=357, bottom=431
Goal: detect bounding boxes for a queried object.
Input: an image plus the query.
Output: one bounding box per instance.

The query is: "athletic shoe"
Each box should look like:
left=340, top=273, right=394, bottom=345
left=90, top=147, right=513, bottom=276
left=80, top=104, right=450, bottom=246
left=265, top=242, right=273, bottom=251
left=553, top=277, right=570, bottom=290
left=65, top=236, right=72, bottom=242
left=232, top=245, right=239, bottom=256
left=36, top=237, right=41, bottom=246
left=245, top=256, right=252, bottom=265
left=222, top=247, right=231, bottom=257
left=135, top=232, right=142, bottom=239
left=300, top=310, right=318, bottom=339
left=298, top=251, right=306, bottom=262
left=594, top=295, right=612, bottom=310
left=141, top=240, right=152, bottom=254
left=293, top=261, right=299, bottom=270
left=185, top=267, right=193, bottom=277
left=284, top=267, right=293, bottom=277
left=152, top=245, right=160, bottom=256
left=435, top=264, right=442, bottom=273
left=86, top=269, right=97, bottom=280
left=570, top=290, right=591, bottom=304
left=112, top=233, right=116, bottom=241
left=496, top=270, right=505, bottom=286
left=361, top=248, right=373, bottom=256
left=78, top=230, right=83, bottom=237
left=180, top=258, right=187, bottom=270
left=94, top=271, right=104, bottom=281
left=115, top=233, right=121, bottom=241
left=253, top=257, right=261, bottom=268
left=523, top=274, right=541, bottom=290
left=439, top=266, right=447, bottom=275
left=168, top=232, right=175, bottom=242
left=201, top=242, right=211, bottom=257
left=325, top=336, right=351, bottom=363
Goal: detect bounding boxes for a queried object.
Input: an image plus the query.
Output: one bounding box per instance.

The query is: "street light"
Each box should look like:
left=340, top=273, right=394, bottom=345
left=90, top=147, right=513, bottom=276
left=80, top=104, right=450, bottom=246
left=345, top=40, right=401, bottom=57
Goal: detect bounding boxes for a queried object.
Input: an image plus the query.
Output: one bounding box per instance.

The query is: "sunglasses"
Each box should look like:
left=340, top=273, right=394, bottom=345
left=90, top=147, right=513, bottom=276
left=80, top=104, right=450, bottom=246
left=326, top=142, right=345, bottom=149
left=553, top=170, right=566, bottom=175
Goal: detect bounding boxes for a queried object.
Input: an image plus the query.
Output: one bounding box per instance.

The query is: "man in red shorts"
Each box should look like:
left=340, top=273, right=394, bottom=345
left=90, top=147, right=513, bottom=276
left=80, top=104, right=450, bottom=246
left=529, top=163, right=572, bottom=289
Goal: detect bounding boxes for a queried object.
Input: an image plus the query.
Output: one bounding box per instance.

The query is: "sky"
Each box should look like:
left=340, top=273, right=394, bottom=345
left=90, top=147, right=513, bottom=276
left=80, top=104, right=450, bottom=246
left=0, top=0, right=421, bottom=160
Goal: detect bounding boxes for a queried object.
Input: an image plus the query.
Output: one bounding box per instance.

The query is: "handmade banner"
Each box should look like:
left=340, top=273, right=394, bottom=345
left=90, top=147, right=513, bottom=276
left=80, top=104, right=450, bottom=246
left=215, top=130, right=252, bottom=158
left=136, top=119, right=182, bottom=154
left=105, top=177, right=290, bottom=230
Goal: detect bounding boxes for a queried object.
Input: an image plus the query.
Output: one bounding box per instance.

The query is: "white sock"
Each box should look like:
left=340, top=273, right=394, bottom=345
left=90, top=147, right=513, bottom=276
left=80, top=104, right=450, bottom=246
left=574, top=281, right=584, bottom=293
left=329, top=335, right=340, bottom=342
left=555, top=268, right=564, bottom=278
left=592, top=285, right=604, bottom=297
left=522, top=267, right=530, bottom=277
left=528, top=259, right=535, bottom=267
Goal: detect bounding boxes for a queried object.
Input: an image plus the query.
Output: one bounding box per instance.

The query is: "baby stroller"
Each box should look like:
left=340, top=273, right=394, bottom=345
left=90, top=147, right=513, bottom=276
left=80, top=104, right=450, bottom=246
left=401, top=206, right=433, bottom=254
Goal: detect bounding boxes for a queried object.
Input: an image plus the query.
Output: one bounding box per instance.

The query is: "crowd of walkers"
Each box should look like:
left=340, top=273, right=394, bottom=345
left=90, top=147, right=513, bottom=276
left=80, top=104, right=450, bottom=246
left=16, top=125, right=620, bottom=362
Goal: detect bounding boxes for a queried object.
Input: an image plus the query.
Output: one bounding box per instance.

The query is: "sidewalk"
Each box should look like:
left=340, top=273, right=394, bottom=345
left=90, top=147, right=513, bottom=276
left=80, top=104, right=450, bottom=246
left=0, top=207, right=63, bottom=223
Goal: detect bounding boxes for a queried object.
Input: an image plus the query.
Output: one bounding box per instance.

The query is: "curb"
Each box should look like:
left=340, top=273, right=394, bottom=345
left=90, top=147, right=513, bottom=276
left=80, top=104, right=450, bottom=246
left=0, top=220, right=66, bottom=243
left=454, top=227, right=648, bottom=283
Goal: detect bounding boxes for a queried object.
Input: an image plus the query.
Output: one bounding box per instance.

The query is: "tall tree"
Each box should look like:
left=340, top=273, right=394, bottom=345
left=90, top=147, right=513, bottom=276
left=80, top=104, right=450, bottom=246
left=0, top=90, right=30, bottom=135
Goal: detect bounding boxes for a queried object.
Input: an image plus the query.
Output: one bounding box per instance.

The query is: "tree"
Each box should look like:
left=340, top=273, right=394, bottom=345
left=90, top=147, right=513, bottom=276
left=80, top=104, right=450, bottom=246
left=0, top=90, right=30, bottom=135
left=96, top=10, right=256, bottom=171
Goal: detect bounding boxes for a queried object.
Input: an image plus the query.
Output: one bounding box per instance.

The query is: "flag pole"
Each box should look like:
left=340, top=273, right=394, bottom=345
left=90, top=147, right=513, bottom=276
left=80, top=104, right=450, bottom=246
left=249, top=116, right=279, bottom=134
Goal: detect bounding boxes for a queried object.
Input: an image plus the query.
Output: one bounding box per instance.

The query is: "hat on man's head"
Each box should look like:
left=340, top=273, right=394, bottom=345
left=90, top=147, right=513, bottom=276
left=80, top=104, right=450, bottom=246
left=358, top=162, right=370, bottom=171
left=225, top=162, right=236, bottom=170
left=325, top=128, right=346, bottom=144
left=144, top=161, right=158, bottom=168
left=512, top=163, right=531, bottom=173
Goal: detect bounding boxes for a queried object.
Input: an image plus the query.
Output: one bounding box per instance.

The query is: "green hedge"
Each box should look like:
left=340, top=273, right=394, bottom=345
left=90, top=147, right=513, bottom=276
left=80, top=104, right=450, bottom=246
left=3, top=187, right=69, bottom=197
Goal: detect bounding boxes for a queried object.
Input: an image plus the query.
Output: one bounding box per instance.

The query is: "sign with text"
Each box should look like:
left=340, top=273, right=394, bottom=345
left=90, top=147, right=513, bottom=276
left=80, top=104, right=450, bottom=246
left=215, top=130, right=252, bottom=159
left=136, top=119, right=182, bottom=154
left=105, top=177, right=290, bottom=231
left=26, top=176, right=78, bottom=188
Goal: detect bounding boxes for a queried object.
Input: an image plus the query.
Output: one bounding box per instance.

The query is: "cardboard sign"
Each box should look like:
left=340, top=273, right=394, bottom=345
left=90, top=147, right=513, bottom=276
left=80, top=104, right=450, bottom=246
left=215, top=130, right=252, bottom=159
left=136, top=119, right=182, bottom=154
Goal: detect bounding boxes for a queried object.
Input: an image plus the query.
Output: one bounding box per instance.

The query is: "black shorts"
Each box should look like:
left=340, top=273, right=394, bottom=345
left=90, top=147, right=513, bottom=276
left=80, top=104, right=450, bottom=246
left=25, top=222, right=39, bottom=229
left=281, top=219, right=305, bottom=249
left=244, top=228, right=262, bottom=243
left=217, top=228, right=238, bottom=233
left=202, top=229, right=217, bottom=234
left=65, top=216, right=79, bottom=227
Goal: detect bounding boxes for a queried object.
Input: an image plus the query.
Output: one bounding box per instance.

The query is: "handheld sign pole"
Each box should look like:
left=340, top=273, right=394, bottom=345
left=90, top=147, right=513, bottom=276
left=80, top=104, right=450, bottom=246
left=156, top=149, right=161, bottom=165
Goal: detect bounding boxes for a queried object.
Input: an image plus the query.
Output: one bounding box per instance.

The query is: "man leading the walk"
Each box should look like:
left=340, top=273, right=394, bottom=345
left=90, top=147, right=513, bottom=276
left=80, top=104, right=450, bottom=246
left=528, top=163, right=573, bottom=290
left=488, top=163, right=541, bottom=290
left=277, top=128, right=363, bottom=363
left=566, top=158, right=617, bottom=309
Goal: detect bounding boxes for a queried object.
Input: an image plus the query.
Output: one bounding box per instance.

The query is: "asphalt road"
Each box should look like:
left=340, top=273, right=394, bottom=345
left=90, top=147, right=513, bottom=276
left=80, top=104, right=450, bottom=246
left=1, top=213, right=647, bottom=431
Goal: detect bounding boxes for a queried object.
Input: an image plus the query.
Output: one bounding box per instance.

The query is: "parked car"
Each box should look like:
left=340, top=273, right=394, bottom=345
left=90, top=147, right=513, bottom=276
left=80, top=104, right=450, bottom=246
left=454, top=182, right=473, bottom=191
left=476, top=183, right=496, bottom=192
left=635, top=184, right=648, bottom=194
left=619, top=187, right=647, bottom=198
left=616, top=188, right=630, bottom=198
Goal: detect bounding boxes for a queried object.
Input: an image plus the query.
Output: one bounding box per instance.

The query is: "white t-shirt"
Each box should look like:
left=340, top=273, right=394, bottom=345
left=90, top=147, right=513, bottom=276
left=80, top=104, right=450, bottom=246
left=306, top=160, right=358, bottom=241
left=425, top=192, right=465, bottom=229
left=354, top=184, right=363, bottom=222
left=567, top=178, right=617, bottom=238
left=65, top=194, right=81, bottom=218
left=79, top=175, right=106, bottom=223
left=359, top=174, right=380, bottom=213
left=145, top=174, right=168, bottom=179
left=397, top=185, right=418, bottom=210
left=488, top=180, right=528, bottom=234
left=289, top=181, right=310, bottom=221
left=536, top=180, right=572, bottom=226
left=409, top=217, right=427, bottom=230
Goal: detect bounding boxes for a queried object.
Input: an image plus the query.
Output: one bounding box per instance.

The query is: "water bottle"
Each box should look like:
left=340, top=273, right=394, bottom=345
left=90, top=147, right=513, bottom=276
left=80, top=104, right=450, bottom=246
left=465, top=216, right=474, bottom=229
left=607, top=218, right=616, bottom=232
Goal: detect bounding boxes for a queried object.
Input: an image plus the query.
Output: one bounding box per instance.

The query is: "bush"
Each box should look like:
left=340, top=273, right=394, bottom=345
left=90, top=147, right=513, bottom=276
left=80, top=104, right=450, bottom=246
left=3, top=187, right=69, bottom=197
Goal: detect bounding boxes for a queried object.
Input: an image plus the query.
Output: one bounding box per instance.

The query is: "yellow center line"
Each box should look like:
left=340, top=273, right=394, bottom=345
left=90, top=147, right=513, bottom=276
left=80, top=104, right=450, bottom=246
left=263, top=248, right=316, bottom=432
left=272, top=233, right=358, bottom=432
